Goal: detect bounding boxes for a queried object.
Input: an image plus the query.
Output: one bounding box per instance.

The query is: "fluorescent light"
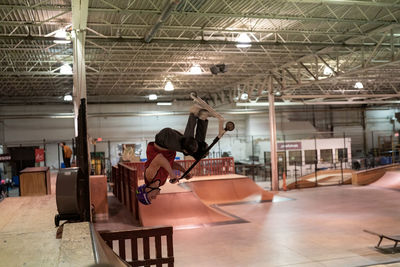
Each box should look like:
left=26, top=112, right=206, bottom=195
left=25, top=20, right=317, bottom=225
left=54, top=29, right=70, bottom=44
left=189, top=64, right=202, bottom=74
left=323, top=66, right=333, bottom=75
left=63, top=95, right=73, bottom=101
left=240, top=93, right=248, bottom=100
left=236, top=33, right=251, bottom=48
left=60, top=64, right=72, bottom=74
left=157, top=102, right=172, bottom=106
left=354, top=82, right=364, bottom=89
left=164, top=81, right=174, bottom=91
left=148, top=94, right=157, bottom=100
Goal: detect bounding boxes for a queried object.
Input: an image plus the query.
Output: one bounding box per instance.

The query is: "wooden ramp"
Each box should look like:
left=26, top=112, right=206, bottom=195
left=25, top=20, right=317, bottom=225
left=288, top=169, right=354, bottom=189
left=369, top=171, right=400, bottom=190
left=184, top=177, right=274, bottom=205
left=138, top=191, right=242, bottom=228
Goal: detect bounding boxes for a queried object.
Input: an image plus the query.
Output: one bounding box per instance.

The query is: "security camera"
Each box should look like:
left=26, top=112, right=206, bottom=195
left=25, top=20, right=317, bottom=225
left=210, top=64, right=227, bottom=75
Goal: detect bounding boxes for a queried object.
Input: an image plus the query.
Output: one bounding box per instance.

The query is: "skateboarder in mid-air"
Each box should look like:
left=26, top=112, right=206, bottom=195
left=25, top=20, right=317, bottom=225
left=136, top=94, right=235, bottom=205
left=136, top=104, right=212, bottom=205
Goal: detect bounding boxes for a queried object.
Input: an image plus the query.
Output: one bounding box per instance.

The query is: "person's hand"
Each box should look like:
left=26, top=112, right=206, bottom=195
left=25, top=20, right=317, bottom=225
left=185, top=173, right=193, bottom=180
left=170, top=178, right=179, bottom=184
left=169, top=172, right=178, bottom=184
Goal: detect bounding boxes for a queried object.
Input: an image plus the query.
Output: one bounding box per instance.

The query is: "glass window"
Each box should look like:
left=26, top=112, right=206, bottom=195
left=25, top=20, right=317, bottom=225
left=320, top=149, right=333, bottom=163
left=305, top=150, right=317, bottom=164
left=289, top=151, right=302, bottom=166
left=336, top=148, right=348, bottom=162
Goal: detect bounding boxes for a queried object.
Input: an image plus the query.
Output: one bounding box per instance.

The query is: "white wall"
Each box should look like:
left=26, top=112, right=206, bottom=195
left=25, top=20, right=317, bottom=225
left=2, top=103, right=400, bottom=170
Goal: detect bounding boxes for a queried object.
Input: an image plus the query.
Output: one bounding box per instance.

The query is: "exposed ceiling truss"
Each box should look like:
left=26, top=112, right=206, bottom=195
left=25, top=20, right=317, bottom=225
left=0, top=0, right=400, bottom=106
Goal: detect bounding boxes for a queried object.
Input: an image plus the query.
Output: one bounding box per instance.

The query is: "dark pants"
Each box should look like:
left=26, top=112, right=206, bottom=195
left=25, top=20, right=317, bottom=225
left=184, top=114, right=208, bottom=160
left=64, top=157, right=71, bottom=168
left=184, top=113, right=208, bottom=142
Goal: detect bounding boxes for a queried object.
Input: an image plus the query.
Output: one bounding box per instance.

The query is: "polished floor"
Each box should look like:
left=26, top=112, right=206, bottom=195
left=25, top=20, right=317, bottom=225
left=169, top=184, right=400, bottom=267
left=1, top=172, right=400, bottom=266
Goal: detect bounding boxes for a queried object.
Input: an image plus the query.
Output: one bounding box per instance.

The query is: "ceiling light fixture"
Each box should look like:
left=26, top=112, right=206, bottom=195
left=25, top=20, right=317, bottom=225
left=323, top=66, right=333, bottom=76
left=60, top=64, right=73, bottom=75
left=148, top=94, right=157, bottom=100
left=54, top=29, right=71, bottom=44
left=240, top=93, right=248, bottom=100
left=189, top=64, right=202, bottom=74
left=354, top=82, right=364, bottom=89
left=164, top=81, right=174, bottom=91
left=157, top=102, right=172, bottom=106
left=236, top=33, right=251, bottom=48
left=63, top=94, right=73, bottom=101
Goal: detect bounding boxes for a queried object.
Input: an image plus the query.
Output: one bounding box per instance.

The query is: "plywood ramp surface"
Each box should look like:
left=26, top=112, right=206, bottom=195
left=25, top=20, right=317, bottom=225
left=185, top=177, right=274, bottom=205
left=139, top=192, right=235, bottom=227
left=369, top=171, right=400, bottom=190
left=0, top=195, right=60, bottom=266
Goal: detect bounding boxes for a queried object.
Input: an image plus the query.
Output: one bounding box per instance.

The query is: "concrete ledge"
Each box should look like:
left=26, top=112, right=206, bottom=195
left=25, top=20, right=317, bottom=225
left=58, top=222, right=94, bottom=267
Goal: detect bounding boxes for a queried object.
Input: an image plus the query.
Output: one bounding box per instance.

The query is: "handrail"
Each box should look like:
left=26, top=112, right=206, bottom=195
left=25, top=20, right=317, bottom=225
left=89, top=223, right=130, bottom=267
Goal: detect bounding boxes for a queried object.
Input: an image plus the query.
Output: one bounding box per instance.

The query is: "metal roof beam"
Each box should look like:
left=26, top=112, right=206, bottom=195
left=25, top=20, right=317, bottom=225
left=287, top=0, right=400, bottom=8
left=144, top=0, right=180, bottom=43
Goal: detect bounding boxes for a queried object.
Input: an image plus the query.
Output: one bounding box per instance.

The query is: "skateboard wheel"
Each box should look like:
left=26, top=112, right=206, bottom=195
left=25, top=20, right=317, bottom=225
left=225, top=121, right=235, bottom=131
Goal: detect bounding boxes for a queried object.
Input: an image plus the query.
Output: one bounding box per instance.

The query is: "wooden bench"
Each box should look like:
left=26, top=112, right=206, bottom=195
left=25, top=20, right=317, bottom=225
left=364, top=229, right=400, bottom=252
left=100, top=226, right=174, bottom=267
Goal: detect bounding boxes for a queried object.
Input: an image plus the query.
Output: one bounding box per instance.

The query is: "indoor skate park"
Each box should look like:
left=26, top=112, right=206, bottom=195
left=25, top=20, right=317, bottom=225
left=1, top=1, right=400, bottom=267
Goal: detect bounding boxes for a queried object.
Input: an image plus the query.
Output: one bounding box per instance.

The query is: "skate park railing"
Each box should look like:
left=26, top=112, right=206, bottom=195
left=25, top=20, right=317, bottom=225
left=100, top=226, right=174, bottom=267
left=125, top=157, right=235, bottom=181
left=112, top=163, right=139, bottom=220
left=352, top=164, right=400, bottom=185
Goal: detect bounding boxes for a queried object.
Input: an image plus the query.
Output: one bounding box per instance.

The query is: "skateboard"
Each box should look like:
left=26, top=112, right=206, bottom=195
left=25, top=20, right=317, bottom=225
left=169, top=93, right=235, bottom=183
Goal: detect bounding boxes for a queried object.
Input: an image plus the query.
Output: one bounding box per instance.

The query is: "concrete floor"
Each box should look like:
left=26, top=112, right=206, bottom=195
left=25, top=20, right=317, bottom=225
left=1, top=172, right=400, bottom=266
left=169, top=185, right=400, bottom=267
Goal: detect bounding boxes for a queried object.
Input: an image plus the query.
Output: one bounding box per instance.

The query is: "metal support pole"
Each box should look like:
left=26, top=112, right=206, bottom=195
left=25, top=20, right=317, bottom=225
left=361, top=107, right=367, bottom=157
left=343, top=132, right=346, bottom=168
left=58, top=142, right=61, bottom=170
left=340, top=158, right=344, bottom=184
left=283, top=134, right=287, bottom=180
left=372, top=131, right=375, bottom=167
left=251, top=136, right=255, bottom=181
left=294, top=161, right=297, bottom=188
left=314, top=136, right=318, bottom=186
left=43, top=139, right=46, bottom=167
left=268, top=76, right=279, bottom=191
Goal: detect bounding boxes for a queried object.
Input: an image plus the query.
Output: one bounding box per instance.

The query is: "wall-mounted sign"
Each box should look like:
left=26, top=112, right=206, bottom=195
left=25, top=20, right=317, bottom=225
left=35, top=149, right=45, bottom=162
left=0, top=154, right=11, bottom=162
left=277, top=142, right=302, bottom=150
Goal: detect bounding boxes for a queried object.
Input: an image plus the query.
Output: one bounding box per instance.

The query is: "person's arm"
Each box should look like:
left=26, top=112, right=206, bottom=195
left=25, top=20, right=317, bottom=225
left=155, top=154, right=176, bottom=180
left=172, top=162, right=192, bottom=179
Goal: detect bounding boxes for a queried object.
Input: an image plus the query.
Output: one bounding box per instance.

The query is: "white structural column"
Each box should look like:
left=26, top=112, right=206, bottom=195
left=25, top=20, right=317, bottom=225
left=268, top=75, right=279, bottom=191
left=71, top=0, right=89, bottom=137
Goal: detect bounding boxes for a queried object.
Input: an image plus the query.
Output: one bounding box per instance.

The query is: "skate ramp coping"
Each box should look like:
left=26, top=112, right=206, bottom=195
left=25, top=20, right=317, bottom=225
left=352, top=164, right=400, bottom=185
left=369, top=171, right=400, bottom=190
